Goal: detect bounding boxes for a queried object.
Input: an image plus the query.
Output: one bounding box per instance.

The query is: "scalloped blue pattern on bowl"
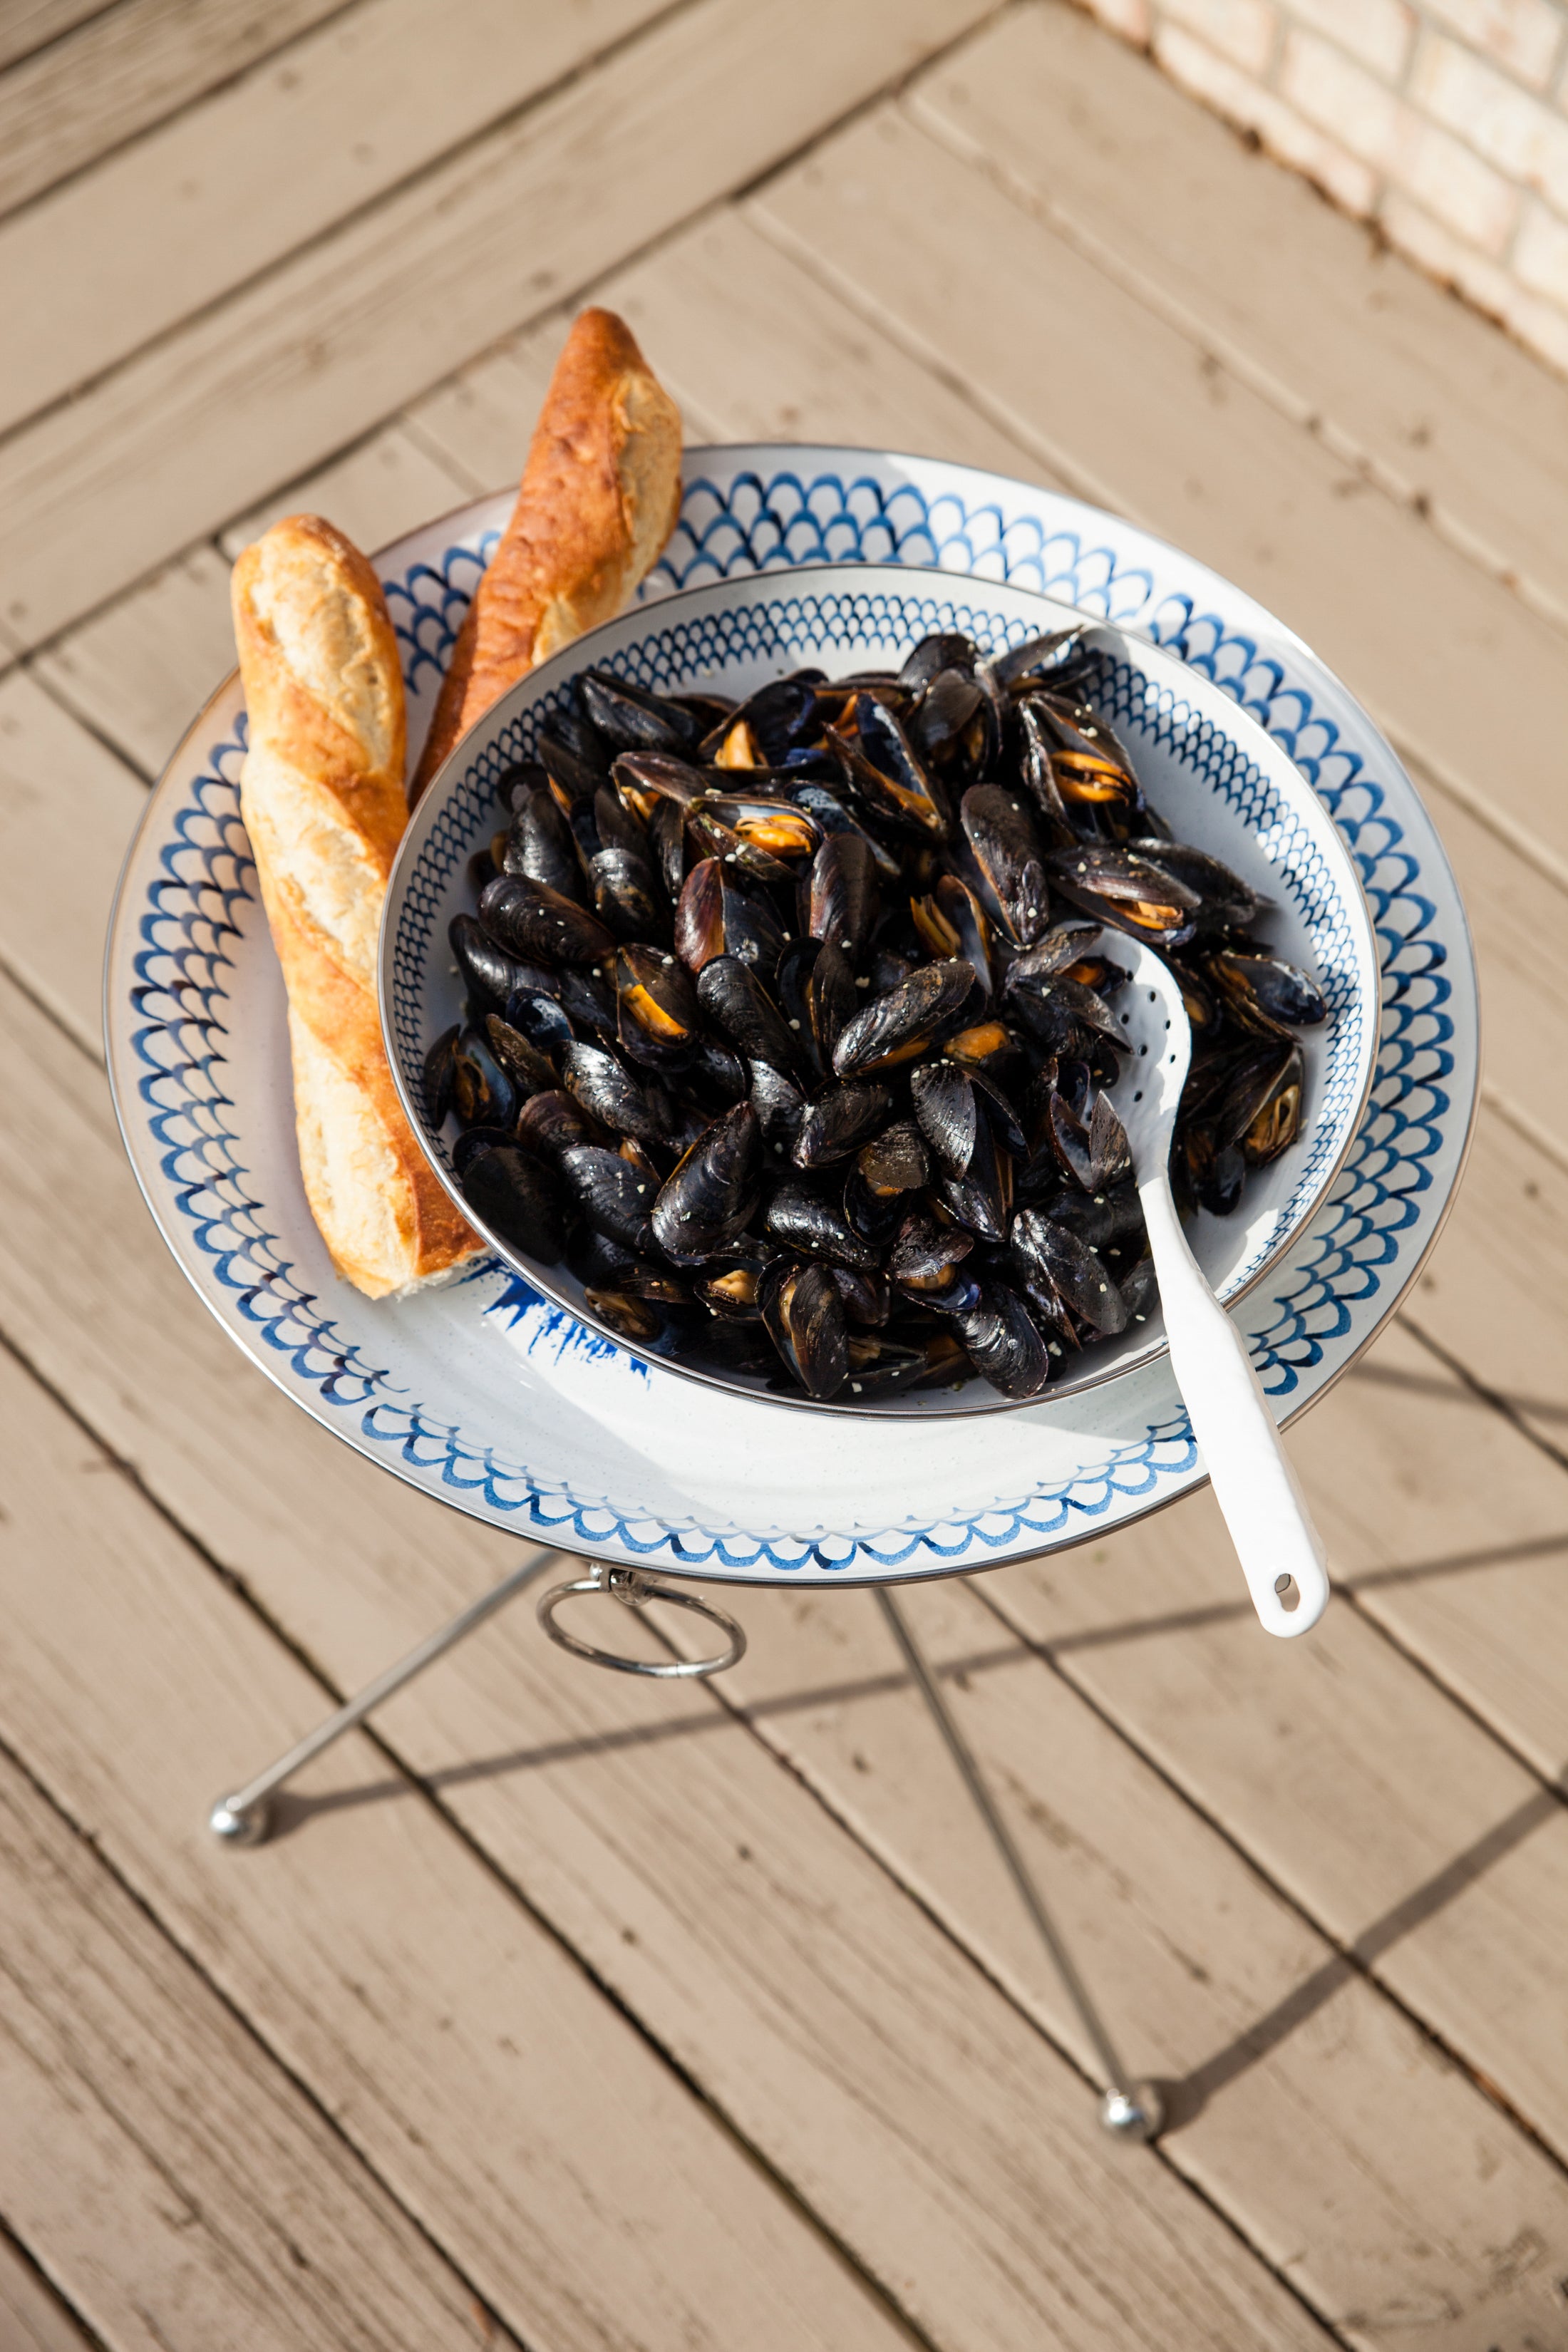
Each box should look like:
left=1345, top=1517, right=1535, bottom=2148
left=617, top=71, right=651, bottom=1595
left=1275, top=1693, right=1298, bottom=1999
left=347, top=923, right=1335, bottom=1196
left=117, top=453, right=1464, bottom=1578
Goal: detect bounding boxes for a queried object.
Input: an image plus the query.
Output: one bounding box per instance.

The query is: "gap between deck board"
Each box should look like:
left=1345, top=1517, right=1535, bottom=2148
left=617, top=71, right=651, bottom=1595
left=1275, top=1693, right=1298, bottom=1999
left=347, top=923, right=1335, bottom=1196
left=0, top=0, right=354, bottom=225
left=0, top=1730, right=520, bottom=2352
left=0, top=0, right=998, bottom=646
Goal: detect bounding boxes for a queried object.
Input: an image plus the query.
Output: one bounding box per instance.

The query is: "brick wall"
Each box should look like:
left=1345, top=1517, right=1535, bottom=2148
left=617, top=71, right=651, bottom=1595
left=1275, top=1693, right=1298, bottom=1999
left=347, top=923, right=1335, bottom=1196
left=1078, top=0, right=1568, bottom=375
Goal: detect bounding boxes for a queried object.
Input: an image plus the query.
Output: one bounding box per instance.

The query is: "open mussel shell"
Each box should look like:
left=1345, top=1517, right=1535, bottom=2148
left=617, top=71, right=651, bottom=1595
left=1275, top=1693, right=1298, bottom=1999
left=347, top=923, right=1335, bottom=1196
left=764, top=1182, right=878, bottom=1272
left=832, top=958, right=974, bottom=1078
left=1206, top=951, right=1326, bottom=1038
left=1219, top=1040, right=1306, bottom=1165
left=909, top=874, right=993, bottom=995
left=615, top=943, right=702, bottom=1071
left=651, top=1101, right=762, bottom=1264
left=460, top=1142, right=567, bottom=1265
left=675, top=857, right=785, bottom=979
left=451, top=1026, right=519, bottom=1132
left=961, top=785, right=1052, bottom=946
left=889, top=1210, right=974, bottom=1304
left=577, top=668, right=703, bottom=757
left=484, top=1013, right=557, bottom=1098
left=1048, top=845, right=1200, bottom=947
left=760, top=1258, right=850, bottom=1400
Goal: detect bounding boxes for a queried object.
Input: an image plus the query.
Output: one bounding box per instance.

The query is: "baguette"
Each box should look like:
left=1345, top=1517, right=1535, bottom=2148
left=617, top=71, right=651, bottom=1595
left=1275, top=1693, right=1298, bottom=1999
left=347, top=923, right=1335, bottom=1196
left=412, top=306, right=682, bottom=797
left=232, top=513, right=483, bottom=1299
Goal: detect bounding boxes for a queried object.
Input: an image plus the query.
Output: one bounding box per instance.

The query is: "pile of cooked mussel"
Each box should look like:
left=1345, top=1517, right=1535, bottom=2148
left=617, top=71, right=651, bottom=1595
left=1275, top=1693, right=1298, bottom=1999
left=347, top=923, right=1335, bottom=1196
left=427, top=625, right=1326, bottom=1405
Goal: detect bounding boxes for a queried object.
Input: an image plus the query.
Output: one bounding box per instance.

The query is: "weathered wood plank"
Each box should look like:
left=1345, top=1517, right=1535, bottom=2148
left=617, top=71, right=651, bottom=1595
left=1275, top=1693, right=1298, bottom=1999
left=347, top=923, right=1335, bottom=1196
left=909, top=3, right=1568, bottom=635
left=681, top=1574, right=1568, bottom=2349
left=0, top=0, right=107, bottom=73
left=29, top=543, right=237, bottom=781
left=0, top=1319, right=917, bottom=2352
left=0, top=0, right=346, bottom=221
left=980, top=1319, right=1568, bottom=2160
left=0, top=1746, right=515, bottom=2352
left=0, top=2230, right=96, bottom=2352
left=749, top=110, right=1568, bottom=889
left=218, top=419, right=472, bottom=561
left=0, top=0, right=673, bottom=434
left=0, top=969, right=1330, bottom=2352
left=0, top=667, right=143, bottom=1050
left=0, top=0, right=993, bottom=646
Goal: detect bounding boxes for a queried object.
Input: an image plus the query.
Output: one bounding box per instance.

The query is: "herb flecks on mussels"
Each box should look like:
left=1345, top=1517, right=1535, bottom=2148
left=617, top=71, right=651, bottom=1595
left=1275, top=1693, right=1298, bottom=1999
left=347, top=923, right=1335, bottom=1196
left=442, top=631, right=1325, bottom=1401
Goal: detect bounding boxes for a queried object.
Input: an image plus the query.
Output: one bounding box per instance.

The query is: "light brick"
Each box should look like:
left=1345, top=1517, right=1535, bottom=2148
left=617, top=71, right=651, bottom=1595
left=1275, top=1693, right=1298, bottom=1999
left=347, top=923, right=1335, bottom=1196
left=1418, top=0, right=1566, bottom=91
left=1515, top=192, right=1568, bottom=304
left=1283, top=27, right=1522, bottom=252
left=1285, top=0, right=1414, bottom=82
left=1413, top=31, right=1568, bottom=215
left=1279, top=26, right=1401, bottom=163
left=1157, top=0, right=1277, bottom=76
left=1152, top=22, right=1380, bottom=210
left=1383, top=188, right=1568, bottom=373
left=1081, top=0, right=1153, bottom=43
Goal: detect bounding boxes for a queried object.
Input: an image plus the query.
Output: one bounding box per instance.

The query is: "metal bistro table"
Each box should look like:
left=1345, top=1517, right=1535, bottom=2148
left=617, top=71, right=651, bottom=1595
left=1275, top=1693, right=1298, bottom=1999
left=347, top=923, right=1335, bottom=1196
left=105, top=449, right=1478, bottom=2147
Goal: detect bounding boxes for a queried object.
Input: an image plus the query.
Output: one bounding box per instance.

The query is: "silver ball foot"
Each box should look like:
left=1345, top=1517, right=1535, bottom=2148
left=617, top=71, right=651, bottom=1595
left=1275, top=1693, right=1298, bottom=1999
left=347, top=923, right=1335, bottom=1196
left=209, top=1795, right=272, bottom=1847
left=1099, top=2084, right=1162, bottom=2141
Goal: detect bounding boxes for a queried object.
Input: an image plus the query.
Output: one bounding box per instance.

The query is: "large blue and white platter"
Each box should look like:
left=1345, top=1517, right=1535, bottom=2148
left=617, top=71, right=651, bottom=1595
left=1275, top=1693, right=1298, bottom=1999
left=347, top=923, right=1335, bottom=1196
left=105, top=445, right=1477, bottom=1584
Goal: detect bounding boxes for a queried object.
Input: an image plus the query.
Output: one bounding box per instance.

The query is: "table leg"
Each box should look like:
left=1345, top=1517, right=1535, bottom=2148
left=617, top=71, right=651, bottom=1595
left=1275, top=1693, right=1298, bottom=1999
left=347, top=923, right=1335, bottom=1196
left=875, top=1587, right=1162, bottom=2142
left=208, top=1549, right=561, bottom=1847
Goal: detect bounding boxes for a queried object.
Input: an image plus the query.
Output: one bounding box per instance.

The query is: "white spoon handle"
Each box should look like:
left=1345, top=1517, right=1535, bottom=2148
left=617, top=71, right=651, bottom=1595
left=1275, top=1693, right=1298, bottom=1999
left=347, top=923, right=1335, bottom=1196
left=1138, top=1175, right=1330, bottom=1638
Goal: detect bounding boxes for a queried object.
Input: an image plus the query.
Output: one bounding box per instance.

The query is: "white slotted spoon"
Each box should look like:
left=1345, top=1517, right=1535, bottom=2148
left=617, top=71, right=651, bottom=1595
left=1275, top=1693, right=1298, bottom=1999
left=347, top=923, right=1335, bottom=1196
left=1096, top=930, right=1331, bottom=1638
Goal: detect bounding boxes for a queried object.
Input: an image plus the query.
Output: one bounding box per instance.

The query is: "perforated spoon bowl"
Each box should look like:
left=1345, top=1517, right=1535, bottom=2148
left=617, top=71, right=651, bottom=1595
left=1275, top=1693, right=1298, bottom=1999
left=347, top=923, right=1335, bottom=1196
left=1098, top=931, right=1331, bottom=1639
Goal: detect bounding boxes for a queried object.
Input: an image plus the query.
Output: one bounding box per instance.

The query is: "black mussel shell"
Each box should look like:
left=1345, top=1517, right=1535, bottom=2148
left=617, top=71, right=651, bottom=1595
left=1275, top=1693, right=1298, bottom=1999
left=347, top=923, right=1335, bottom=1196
left=899, top=632, right=979, bottom=692
left=1023, top=693, right=1143, bottom=835
left=577, top=669, right=703, bottom=757
left=450, top=1123, right=513, bottom=1177
left=828, top=1266, right=889, bottom=1327
left=991, top=625, right=1089, bottom=691
left=909, top=874, right=993, bottom=995
left=806, top=939, right=857, bottom=1071
left=751, top=1062, right=806, bottom=1160
left=793, top=782, right=906, bottom=882
left=515, top=1088, right=606, bottom=1165
left=832, top=958, right=974, bottom=1078
left=504, top=787, right=584, bottom=901
left=1043, top=1088, right=1095, bottom=1192
left=830, top=700, right=949, bottom=842
left=1219, top=1041, right=1306, bottom=1165
left=568, top=1224, right=641, bottom=1287
left=888, top=1211, right=974, bottom=1303
left=808, top=832, right=879, bottom=961
left=961, top=784, right=1051, bottom=947
left=909, top=1061, right=978, bottom=1177
left=1048, top=845, right=1199, bottom=947
left=764, top=1182, right=878, bottom=1272
left=612, top=750, right=711, bottom=821
left=451, top=1026, right=518, bottom=1132
left=1181, top=1123, right=1247, bottom=1214
left=559, top=1143, right=658, bottom=1254
left=1129, top=840, right=1268, bottom=931
left=1206, top=952, right=1326, bottom=1037
left=684, top=1036, right=749, bottom=1109
left=497, top=758, right=551, bottom=811
left=1011, top=1209, right=1129, bottom=1334
left=941, top=1018, right=1018, bottom=1078
left=1044, top=1180, right=1145, bottom=1252
left=461, top=1143, right=567, bottom=1264
left=424, top=1023, right=460, bottom=1124
left=1120, top=1257, right=1160, bottom=1322
left=615, top=943, right=702, bottom=1070
left=584, top=1287, right=677, bottom=1346
left=1086, top=1093, right=1133, bottom=1190
left=485, top=1013, right=557, bottom=1097
left=649, top=795, right=688, bottom=905
left=651, top=1102, right=762, bottom=1264
left=480, top=872, right=614, bottom=966
left=696, top=954, right=805, bottom=1080
left=706, top=676, right=824, bottom=768
left=504, top=987, right=575, bottom=1061
left=793, top=1082, right=894, bottom=1169
left=693, top=791, right=821, bottom=866
left=450, top=912, right=535, bottom=1009
left=589, top=845, right=671, bottom=945
left=675, top=858, right=785, bottom=979
left=697, top=1262, right=765, bottom=1321
left=856, top=1120, right=929, bottom=1198
left=760, top=1258, right=850, bottom=1400
left=556, top=966, right=619, bottom=1046
left=950, top=1285, right=1053, bottom=1398
left=937, top=1115, right=1011, bottom=1242
left=560, top=1041, right=670, bottom=1147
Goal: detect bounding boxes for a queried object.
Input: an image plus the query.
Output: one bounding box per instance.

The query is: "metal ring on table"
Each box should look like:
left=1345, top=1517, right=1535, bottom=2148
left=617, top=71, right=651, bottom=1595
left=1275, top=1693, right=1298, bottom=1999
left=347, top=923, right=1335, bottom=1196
left=537, top=1564, right=747, bottom=1678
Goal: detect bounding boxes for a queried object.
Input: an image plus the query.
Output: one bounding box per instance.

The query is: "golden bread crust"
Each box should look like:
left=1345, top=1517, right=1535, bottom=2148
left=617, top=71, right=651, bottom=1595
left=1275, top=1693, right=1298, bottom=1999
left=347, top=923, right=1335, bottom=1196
left=233, top=513, right=482, bottom=1297
left=412, top=308, right=682, bottom=795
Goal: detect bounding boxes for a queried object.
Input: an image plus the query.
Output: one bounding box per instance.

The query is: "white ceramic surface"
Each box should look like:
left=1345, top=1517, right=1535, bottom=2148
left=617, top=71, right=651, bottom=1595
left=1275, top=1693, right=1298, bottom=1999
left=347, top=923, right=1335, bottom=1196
left=104, top=445, right=1478, bottom=1583
left=386, top=578, right=1378, bottom=1417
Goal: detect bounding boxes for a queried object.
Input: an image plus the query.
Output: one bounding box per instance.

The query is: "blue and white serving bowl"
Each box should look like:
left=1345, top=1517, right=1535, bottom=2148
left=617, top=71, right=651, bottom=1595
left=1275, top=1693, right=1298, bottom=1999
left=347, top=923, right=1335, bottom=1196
left=105, top=444, right=1477, bottom=1583
left=383, top=566, right=1381, bottom=1418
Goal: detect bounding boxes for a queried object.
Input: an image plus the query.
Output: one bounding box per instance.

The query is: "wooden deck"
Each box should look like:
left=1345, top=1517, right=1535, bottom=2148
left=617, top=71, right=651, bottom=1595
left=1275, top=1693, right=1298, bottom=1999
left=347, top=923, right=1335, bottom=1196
left=3, top=4, right=1568, bottom=2346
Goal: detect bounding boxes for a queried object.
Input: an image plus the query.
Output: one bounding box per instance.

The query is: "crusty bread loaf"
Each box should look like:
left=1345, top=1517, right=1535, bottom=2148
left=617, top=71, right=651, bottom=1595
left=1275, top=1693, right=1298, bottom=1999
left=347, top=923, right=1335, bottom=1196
left=232, top=514, right=483, bottom=1298
left=412, top=306, right=683, bottom=797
